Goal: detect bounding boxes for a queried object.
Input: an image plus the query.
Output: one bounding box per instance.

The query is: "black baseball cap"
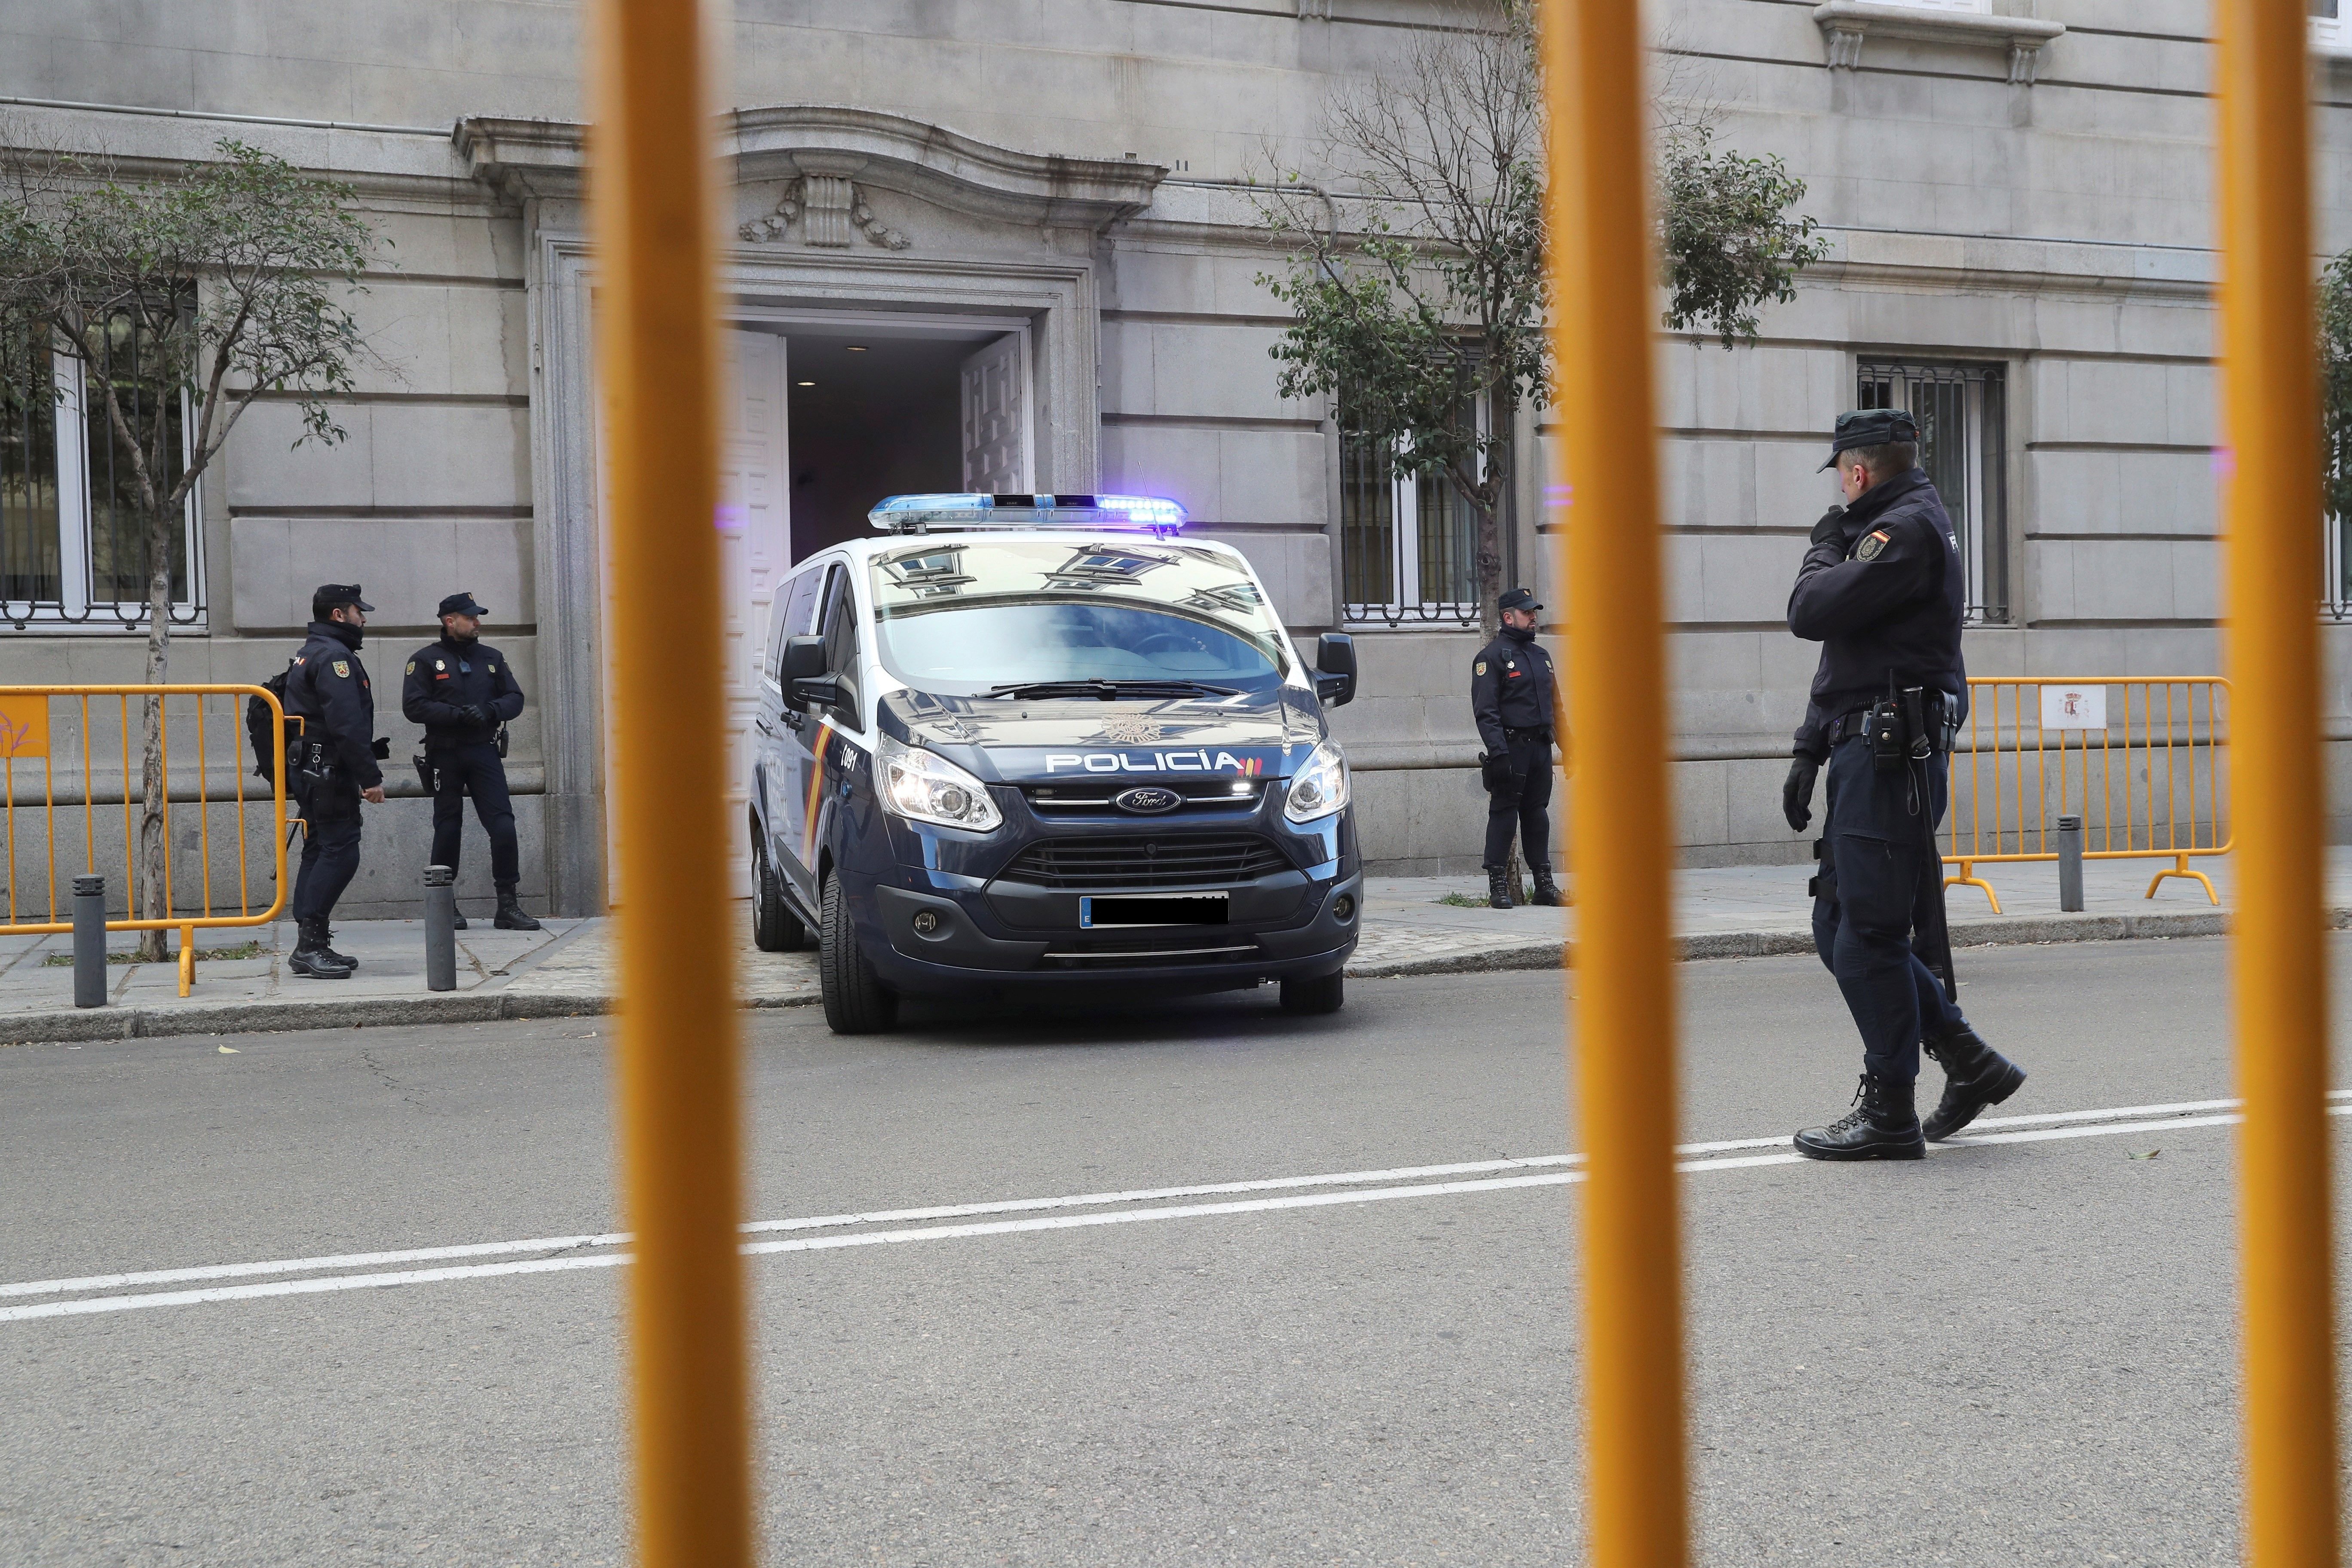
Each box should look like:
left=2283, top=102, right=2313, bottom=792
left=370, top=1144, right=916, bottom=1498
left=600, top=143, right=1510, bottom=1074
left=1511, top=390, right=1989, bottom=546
left=1498, top=586, right=1542, bottom=613
left=1819, top=408, right=1921, bottom=470
left=312, top=583, right=374, bottom=613
left=438, top=591, right=488, bottom=618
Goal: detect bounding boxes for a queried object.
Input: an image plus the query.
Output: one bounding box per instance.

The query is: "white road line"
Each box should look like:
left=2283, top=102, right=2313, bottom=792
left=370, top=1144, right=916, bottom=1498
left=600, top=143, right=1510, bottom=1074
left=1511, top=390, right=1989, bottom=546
left=2, top=1094, right=2329, bottom=1325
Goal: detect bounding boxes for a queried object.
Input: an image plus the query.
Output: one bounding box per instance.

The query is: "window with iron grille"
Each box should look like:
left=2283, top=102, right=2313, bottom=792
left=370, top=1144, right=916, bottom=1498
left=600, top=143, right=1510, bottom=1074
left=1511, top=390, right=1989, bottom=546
left=1854, top=360, right=2008, bottom=624
left=1338, top=393, right=1490, bottom=628
left=0, top=316, right=202, bottom=631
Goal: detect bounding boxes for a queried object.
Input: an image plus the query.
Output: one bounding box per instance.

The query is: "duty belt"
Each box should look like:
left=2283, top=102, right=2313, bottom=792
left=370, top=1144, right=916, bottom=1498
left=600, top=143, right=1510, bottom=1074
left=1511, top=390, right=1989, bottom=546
left=1502, top=726, right=1553, bottom=741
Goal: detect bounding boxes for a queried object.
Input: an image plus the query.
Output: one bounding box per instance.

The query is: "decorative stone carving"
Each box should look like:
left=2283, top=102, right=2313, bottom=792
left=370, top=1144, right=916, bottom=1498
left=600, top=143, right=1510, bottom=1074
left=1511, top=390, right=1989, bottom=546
left=1811, top=2, right=2064, bottom=82
left=739, top=178, right=911, bottom=249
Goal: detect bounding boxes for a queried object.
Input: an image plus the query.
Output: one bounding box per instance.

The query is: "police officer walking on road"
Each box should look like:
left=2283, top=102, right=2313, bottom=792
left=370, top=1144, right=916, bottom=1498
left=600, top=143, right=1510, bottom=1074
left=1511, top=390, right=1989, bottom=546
left=284, top=585, right=387, bottom=979
left=402, top=591, right=539, bottom=931
left=1471, top=586, right=1563, bottom=911
left=1783, top=410, right=2026, bottom=1159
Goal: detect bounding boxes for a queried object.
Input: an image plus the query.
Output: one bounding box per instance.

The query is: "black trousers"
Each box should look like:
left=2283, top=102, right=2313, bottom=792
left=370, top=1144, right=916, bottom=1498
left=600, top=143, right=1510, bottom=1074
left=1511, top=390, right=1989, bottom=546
left=291, top=780, right=363, bottom=923
left=1482, top=732, right=1555, bottom=870
left=1810, top=735, right=1969, bottom=1083
left=429, top=743, right=520, bottom=889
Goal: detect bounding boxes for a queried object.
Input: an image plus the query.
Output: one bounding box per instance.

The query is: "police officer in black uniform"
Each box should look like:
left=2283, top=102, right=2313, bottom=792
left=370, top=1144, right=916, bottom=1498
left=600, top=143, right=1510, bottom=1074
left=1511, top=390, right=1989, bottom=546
left=1783, top=410, right=2026, bottom=1159
left=1471, top=586, right=1562, bottom=910
left=283, top=584, right=387, bottom=979
left=402, top=591, right=539, bottom=931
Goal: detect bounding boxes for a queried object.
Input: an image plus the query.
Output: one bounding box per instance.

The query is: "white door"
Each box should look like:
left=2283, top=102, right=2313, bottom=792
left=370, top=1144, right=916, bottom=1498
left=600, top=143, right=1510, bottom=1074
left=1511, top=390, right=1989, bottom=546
left=960, top=333, right=1030, bottom=492
left=716, top=328, right=791, bottom=898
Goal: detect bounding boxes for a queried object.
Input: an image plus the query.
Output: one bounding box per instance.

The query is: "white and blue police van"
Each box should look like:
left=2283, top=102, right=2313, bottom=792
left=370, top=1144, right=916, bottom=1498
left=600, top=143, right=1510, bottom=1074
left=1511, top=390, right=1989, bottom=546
left=747, top=493, right=1362, bottom=1033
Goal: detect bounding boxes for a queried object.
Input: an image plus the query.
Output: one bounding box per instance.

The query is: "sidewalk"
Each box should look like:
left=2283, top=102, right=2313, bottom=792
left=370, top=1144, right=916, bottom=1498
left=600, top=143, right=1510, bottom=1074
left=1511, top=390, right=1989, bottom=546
left=0, top=848, right=2289, bottom=1045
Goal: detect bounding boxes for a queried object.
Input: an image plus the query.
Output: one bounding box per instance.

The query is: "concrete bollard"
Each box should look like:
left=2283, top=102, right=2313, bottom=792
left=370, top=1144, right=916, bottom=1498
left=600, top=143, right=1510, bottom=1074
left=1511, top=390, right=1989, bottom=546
left=2057, top=815, right=2085, bottom=913
left=71, top=875, right=107, bottom=1009
left=424, top=864, right=457, bottom=992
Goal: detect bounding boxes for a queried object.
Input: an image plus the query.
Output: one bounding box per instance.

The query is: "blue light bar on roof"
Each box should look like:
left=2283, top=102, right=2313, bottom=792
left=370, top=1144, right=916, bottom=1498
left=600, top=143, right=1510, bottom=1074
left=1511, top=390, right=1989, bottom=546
left=868, top=492, right=1188, bottom=535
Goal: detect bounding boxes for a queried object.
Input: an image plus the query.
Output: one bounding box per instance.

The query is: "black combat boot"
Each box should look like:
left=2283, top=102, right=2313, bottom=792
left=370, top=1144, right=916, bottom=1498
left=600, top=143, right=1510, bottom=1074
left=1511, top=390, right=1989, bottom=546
left=289, top=918, right=354, bottom=980
left=1486, top=869, right=1514, bottom=910
left=1530, top=868, right=1564, bottom=906
left=1921, top=1025, right=2027, bottom=1141
left=1794, top=1072, right=1926, bottom=1161
left=318, top=918, right=358, bottom=970
left=451, top=903, right=469, bottom=932
left=494, top=885, right=542, bottom=931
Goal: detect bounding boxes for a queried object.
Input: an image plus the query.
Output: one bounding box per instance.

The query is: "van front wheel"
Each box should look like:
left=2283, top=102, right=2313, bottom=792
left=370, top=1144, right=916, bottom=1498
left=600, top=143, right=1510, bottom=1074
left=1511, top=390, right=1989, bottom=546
left=819, top=873, right=898, bottom=1034
left=1279, top=969, right=1345, bottom=1016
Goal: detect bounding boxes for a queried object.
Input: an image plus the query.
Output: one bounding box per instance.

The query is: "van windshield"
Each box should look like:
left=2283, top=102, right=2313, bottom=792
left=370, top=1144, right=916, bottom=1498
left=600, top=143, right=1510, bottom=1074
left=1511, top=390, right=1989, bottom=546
left=867, top=539, right=1290, bottom=696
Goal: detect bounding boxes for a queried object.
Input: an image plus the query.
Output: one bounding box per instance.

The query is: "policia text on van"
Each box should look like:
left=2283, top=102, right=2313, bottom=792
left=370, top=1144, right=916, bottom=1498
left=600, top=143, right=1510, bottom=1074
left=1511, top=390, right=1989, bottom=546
left=747, top=494, right=1363, bottom=1034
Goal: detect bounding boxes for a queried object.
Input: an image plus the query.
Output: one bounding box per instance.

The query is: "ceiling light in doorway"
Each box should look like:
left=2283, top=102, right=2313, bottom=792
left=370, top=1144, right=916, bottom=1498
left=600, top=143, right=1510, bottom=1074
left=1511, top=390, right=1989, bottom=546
left=797, top=380, right=815, bottom=386
left=845, top=345, right=868, bottom=352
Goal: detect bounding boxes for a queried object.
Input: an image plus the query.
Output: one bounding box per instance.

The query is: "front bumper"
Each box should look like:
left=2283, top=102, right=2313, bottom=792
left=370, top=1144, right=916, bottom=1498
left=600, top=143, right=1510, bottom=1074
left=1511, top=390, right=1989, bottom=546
left=859, top=867, right=1361, bottom=998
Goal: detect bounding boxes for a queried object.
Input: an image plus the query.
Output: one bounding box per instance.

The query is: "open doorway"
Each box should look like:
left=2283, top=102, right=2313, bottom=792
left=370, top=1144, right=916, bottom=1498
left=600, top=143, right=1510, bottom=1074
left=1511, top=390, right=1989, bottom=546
left=770, top=318, right=1031, bottom=563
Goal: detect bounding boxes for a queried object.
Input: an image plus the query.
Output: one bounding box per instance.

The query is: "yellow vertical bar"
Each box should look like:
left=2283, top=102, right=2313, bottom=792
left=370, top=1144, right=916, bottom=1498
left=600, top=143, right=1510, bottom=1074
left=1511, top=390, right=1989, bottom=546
left=2101, top=689, right=2114, bottom=852
left=1541, top=3, right=1687, bottom=1565
left=5, top=751, right=16, bottom=926
left=585, top=2, right=754, bottom=1565
left=233, top=689, right=250, bottom=916
left=159, top=695, right=175, bottom=921
left=2215, top=1, right=2337, bottom=1562
left=42, top=697, right=55, bottom=923
left=2164, top=683, right=2179, bottom=852
left=118, top=698, right=132, bottom=914
left=196, top=693, right=214, bottom=919
left=177, top=921, right=192, bottom=996
left=80, top=695, right=94, bottom=875
left=270, top=691, right=287, bottom=916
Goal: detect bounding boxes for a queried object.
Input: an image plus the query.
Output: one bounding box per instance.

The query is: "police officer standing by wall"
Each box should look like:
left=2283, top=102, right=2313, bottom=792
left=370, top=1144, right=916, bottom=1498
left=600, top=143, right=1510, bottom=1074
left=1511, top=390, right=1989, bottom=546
left=1471, top=586, right=1562, bottom=910
left=283, top=585, right=387, bottom=979
left=1783, top=410, right=2026, bottom=1159
left=402, top=591, right=539, bottom=931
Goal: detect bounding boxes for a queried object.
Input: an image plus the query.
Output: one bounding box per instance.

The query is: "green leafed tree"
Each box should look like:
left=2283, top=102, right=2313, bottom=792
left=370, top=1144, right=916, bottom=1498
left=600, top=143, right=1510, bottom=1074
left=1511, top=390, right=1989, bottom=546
left=2321, top=247, right=2352, bottom=605
left=0, top=137, right=380, bottom=956
left=1253, top=1, right=1825, bottom=638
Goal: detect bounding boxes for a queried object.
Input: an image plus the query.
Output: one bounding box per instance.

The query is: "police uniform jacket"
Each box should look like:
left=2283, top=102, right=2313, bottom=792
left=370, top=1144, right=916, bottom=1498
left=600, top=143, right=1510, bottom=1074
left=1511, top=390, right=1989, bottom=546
left=402, top=635, right=525, bottom=749
left=1470, top=629, right=1558, bottom=756
left=1787, top=467, right=1967, bottom=762
left=284, top=620, right=383, bottom=789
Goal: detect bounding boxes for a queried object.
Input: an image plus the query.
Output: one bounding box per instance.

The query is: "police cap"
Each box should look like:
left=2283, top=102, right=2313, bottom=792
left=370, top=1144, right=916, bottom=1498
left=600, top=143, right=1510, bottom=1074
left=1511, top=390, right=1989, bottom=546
left=1818, top=408, right=1921, bottom=470
left=438, top=590, right=488, bottom=618
left=312, top=583, right=374, bottom=615
left=1498, top=586, right=1542, bottom=613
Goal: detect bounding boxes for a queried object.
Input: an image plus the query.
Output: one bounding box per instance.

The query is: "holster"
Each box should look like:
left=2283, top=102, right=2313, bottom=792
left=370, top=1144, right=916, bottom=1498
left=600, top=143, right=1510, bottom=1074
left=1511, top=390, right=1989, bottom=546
left=1479, top=750, right=1514, bottom=791
left=414, top=752, right=438, bottom=795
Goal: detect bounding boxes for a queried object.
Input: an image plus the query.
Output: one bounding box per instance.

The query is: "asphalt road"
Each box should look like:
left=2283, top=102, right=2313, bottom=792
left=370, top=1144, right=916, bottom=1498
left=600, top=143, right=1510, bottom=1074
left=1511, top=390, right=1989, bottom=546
left=0, top=935, right=2341, bottom=1565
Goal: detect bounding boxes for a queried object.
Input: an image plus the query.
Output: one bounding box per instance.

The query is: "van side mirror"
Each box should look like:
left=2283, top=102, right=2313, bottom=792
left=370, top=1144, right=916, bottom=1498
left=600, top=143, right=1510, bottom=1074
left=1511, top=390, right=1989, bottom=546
left=1314, top=632, right=1357, bottom=708
left=784, top=635, right=840, bottom=708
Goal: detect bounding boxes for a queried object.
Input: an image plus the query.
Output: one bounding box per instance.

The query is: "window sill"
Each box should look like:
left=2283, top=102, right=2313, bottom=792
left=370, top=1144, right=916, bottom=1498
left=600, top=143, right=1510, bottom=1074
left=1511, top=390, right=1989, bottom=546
left=1812, top=2, right=2067, bottom=84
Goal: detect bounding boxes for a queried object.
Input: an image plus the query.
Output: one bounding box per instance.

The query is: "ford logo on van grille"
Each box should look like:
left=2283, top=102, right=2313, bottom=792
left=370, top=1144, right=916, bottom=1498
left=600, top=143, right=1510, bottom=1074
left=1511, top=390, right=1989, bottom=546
left=1112, top=786, right=1182, bottom=815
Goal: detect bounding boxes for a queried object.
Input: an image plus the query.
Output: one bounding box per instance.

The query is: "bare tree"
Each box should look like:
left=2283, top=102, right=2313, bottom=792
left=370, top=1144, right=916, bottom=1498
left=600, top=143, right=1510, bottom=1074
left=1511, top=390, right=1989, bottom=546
left=0, top=138, right=380, bottom=956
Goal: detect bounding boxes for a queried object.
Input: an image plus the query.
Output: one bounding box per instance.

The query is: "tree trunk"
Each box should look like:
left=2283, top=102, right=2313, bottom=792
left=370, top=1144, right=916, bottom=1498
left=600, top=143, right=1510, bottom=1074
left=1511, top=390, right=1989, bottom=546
left=135, top=502, right=174, bottom=962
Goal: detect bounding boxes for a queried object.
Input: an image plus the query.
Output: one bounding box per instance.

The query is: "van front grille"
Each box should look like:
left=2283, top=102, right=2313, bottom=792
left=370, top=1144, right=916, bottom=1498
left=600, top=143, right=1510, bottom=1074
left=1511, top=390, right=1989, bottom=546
left=994, top=834, right=1290, bottom=890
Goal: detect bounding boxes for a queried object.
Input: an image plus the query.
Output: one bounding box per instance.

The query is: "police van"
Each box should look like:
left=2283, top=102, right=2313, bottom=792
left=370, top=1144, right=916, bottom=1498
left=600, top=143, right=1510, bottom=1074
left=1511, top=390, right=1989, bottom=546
left=747, top=493, right=1362, bottom=1033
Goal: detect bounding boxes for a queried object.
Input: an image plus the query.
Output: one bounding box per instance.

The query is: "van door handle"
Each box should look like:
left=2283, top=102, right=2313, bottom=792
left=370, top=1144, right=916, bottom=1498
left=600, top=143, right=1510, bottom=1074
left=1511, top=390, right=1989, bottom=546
left=782, top=710, right=805, bottom=731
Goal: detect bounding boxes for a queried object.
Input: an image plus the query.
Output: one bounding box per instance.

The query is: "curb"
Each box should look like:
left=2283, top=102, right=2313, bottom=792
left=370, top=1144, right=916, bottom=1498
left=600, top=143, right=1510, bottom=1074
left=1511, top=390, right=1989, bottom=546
left=0, top=906, right=2287, bottom=1044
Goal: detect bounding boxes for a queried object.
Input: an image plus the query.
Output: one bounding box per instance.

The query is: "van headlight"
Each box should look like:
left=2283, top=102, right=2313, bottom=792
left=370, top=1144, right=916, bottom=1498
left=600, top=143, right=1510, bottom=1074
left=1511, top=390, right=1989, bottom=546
left=1282, top=739, right=1351, bottom=824
left=878, top=735, right=1003, bottom=833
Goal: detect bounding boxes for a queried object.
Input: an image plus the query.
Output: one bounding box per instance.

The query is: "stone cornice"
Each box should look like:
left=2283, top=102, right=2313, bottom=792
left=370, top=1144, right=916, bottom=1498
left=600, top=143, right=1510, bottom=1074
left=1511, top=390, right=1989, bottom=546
left=1812, top=3, right=2066, bottom=84
left=456, top=105, right=1167, bottom=227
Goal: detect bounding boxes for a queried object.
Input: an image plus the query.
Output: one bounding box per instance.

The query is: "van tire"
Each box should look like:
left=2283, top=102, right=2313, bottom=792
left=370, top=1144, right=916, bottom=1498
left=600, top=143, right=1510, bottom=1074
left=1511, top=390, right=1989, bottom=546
left=820, top=872, right=898, bottom=1033
left=1279, top=969, right=1345, bottom=1016
left=752, top=835, right=805, bottom=952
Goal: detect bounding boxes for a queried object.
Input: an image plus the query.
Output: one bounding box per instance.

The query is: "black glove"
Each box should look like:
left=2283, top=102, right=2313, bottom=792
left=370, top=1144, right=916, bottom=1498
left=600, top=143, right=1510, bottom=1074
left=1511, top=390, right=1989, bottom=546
left=459, top=703, right=488, bottom=726
left=1480, top=750, right=1514, bottom=792
left=1782, top=756, right=1819, bottom=832
left=371, top=736, right=392, bottom=761
left=1809, top=505, right=1847, bottom=546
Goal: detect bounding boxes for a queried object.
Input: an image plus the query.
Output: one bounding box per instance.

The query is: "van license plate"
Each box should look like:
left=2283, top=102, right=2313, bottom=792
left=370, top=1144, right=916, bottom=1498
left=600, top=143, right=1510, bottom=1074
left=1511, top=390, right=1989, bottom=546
left=1080, top=894, right=1228, bottom=928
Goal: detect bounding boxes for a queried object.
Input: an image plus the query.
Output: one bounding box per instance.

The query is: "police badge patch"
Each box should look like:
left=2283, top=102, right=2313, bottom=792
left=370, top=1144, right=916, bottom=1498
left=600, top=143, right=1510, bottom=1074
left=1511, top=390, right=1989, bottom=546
left=405, top=661, right=416, bottom=674
left=331, top=660, right=350, bottom=678
left=1474, top=660, right=1488, bottom=675
left=1855, top=529, right=1891, bottom=562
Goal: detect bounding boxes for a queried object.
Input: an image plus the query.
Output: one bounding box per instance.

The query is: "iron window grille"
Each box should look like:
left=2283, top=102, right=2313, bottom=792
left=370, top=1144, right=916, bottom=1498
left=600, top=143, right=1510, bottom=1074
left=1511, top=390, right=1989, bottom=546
left=0, top=314, right=205, bottom=632
left=1854, top=359, right=2009, bottom=625
left=1338, top=392, right=1491, bottom=628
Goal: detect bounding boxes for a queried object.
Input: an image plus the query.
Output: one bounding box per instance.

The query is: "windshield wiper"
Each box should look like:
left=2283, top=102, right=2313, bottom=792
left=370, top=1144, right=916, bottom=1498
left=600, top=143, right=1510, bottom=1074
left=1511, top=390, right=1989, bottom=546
left=986, top=678, right=1241, bottom=700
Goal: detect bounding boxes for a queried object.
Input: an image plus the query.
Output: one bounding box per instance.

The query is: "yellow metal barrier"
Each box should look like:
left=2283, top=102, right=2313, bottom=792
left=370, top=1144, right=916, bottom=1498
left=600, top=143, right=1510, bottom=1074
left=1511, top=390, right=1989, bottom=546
left=2216, top=0, right=2338, bottom=1562
left=1942, top=677, right=2230, bottom=910
left=1544, top=1, right=1691, bottom=1565
left=0, top=684, right=289, bottom=996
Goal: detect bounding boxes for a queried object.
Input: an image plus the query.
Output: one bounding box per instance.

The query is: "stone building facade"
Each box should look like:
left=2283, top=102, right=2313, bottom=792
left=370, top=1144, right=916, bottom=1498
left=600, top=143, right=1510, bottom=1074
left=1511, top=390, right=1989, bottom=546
left=0, top=0, right=2343, bottom=916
